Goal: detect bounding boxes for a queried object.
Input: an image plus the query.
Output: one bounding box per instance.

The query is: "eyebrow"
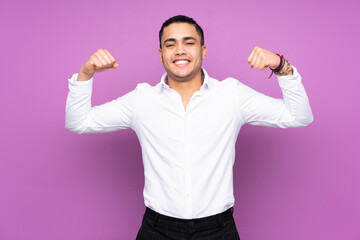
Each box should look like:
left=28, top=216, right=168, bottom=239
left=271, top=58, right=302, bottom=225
left=163, top=36, right=197, bottom=45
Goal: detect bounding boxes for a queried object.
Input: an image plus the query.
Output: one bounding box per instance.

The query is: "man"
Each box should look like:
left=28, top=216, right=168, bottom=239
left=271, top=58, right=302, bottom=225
left=66, top=15, right=313, bottom=240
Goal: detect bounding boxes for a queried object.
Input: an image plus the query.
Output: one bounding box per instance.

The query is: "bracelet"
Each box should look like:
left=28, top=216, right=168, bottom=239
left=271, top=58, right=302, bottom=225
left=270, top=54, right=284, bottom=72
left=268, top=54, right=293, bottom=78
left=268, top=54, right=284, bottom=79
left=274, top=60, right=293, bottom=76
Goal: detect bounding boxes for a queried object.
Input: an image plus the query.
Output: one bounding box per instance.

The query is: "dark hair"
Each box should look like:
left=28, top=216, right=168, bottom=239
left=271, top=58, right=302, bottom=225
left=159, top=15, right=204, bottom=48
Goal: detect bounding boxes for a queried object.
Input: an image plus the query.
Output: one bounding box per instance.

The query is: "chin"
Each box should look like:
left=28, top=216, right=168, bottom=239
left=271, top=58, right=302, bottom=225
left=171, top=71, right=193, bottom=80
left=176, top=67, right=198, bottom=77
left=170, top=75, right=190, bottom=82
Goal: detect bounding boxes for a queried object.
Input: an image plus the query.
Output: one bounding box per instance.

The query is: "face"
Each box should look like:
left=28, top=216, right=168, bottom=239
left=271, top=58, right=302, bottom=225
left=159, top=23, right=206, bottom=82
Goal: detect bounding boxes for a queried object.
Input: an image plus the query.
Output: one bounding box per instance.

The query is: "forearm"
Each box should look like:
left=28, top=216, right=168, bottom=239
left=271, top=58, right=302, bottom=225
left=65, top=73, right=93, bottom=133
left=77, top=66, right=94, bottom=82
left=277, top=66, right=313, bottom=126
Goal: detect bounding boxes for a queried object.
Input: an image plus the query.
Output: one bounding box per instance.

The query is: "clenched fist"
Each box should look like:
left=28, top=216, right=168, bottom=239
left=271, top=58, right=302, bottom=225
left=77, top=49, right=118, bottom=81
left=247, top=46, right=280, bottom=70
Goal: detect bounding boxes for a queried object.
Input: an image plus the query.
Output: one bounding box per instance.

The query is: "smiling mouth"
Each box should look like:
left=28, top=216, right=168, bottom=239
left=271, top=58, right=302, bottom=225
left=173, top=59, right=191, bottom=66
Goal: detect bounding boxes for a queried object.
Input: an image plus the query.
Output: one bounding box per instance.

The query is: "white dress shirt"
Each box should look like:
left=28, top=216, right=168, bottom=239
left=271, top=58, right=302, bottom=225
left=65, top=66, right=313, bottom=219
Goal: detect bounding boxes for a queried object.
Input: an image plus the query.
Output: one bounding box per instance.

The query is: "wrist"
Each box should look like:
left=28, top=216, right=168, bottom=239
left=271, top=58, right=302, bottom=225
left=77, top=67, right=94, bottom=82
left=268, top=54, right=293, bottom=78
left=269, top=54, right=284, bottom=71
left=269, top=54, right=281, bottom=70
left=277, top=60, right=293, bottom=76
left=279, top=61, right=289, bottom=72
left=274, top=60, right=293, bottom=77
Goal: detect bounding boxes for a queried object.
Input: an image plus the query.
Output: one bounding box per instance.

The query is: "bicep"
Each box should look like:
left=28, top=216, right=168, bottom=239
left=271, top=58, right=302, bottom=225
left=67, top=86, right=139, bottom=134
left=235, top=80, right=304, bottom=128
left=241, top=92, right=299, bottom=128
left=83, top=93, right=136, bottom=133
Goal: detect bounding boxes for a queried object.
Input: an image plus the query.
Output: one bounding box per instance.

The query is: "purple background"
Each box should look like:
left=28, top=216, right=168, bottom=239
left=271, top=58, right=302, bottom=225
left=1, top=0, right=359, bottom=239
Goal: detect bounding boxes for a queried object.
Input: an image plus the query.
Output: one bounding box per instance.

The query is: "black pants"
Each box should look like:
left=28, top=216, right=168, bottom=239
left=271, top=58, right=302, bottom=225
left=136, top=207, right=241, bottom=240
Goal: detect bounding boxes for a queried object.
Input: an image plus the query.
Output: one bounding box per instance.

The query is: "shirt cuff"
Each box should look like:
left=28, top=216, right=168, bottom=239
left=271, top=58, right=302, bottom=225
left=68, top=73, right=94, bottom=94
left=276, top=65, right=302, bottom=89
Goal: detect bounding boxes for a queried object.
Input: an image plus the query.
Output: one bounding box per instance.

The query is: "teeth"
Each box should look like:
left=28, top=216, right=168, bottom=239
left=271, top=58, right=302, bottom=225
left=174, top=60, right=189, bottom=64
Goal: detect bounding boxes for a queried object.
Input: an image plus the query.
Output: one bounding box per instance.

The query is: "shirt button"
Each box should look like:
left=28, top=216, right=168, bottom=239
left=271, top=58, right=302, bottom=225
left=186, top=193, right=190, bottom=197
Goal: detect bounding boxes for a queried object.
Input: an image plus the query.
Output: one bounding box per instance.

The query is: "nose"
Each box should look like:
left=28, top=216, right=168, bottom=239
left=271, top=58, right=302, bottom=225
left=175, top=44, right=186, bottom=56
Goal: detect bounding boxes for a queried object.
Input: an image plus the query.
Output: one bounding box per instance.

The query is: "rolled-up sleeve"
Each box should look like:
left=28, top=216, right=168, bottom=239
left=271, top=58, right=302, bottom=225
left=237, top=66, right=314, bottom=128
left=65, top=73, right=138, bottom=134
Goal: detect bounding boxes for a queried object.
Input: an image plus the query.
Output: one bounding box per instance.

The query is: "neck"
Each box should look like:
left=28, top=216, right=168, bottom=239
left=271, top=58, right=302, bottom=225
left=166, top=70, right=204, bottom=95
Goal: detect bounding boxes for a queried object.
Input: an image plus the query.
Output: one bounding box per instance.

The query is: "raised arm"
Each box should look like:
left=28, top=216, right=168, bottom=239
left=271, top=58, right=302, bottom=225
left=237, top=47, right=313, bottom=128
left=65, top=49, right=138, bottom=134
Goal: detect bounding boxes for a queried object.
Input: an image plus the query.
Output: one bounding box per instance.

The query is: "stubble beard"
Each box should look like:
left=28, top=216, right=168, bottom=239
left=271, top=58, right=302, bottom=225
left=163, top=58, right=202, bottom=83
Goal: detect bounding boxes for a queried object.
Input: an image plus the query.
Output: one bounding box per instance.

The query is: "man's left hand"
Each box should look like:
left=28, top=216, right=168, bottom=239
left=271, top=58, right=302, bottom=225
left=247, top=46, right=280, bottom=70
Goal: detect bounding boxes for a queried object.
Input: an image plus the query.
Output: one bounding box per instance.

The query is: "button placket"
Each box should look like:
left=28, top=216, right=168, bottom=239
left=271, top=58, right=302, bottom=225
left=183, top=112, right=193, bottom=218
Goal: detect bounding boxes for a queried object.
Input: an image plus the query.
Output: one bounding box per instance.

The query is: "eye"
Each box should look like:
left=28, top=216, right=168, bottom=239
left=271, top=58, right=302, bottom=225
left=186, top=42, right=195, bottom=45
left=166, top=44, right=174, bottom=47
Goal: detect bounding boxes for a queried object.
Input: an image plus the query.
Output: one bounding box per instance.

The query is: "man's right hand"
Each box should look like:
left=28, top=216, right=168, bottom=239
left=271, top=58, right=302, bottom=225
left=77, top=49, right=119, bottom=82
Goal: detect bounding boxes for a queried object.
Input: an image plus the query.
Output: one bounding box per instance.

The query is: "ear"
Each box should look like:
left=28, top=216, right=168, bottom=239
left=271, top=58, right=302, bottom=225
left=202, top=45, right=207, bottom=59
left=159, top=48, right=163, bottom=62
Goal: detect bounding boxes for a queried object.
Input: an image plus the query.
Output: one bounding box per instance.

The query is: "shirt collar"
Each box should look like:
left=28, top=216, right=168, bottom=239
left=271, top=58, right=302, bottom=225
left=158, top=67, right=212, bottom=93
